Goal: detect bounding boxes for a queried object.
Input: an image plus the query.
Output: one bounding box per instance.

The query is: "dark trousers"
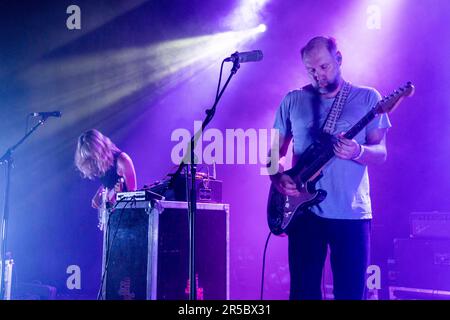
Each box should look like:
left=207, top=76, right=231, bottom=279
left=288, top=211, right=371, bottom=300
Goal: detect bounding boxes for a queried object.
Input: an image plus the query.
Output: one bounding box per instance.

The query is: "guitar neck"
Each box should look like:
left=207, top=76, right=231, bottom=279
left=297, top=107, right=378, bottom=183
left=344, top=108, right=378, bottom=140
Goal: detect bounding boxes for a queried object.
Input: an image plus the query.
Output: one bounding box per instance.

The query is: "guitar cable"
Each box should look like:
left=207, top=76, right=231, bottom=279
left=259, top=233, right=328, bottom=300
left=96, top=196, right=135, bottom=300
left=260, top=231, right=272, bottom=300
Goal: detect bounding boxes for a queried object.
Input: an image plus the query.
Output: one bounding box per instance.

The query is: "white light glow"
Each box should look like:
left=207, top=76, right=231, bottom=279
left=257, top=23, right=267, bottom=33
left=225, top=0, right=270, bottom=30
left=20, top=25, right=267, bottom=133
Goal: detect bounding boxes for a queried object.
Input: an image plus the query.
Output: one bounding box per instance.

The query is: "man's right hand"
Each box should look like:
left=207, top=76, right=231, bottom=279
left=270, top=173, right=300, bottom=197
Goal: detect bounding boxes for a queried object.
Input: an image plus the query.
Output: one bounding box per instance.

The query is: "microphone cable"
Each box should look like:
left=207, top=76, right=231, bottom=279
left=215, top=59, right=226, bottom=102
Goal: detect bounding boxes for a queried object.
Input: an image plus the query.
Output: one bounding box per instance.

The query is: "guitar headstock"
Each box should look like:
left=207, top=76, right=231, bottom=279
left=376, top=81, right=415, bottom=114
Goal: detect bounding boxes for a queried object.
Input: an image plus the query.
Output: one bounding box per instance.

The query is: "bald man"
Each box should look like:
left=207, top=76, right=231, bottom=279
left=269, top=36, right=391, bottom=300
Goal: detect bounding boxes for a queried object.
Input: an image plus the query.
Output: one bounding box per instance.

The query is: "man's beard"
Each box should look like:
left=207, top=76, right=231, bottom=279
left=315, top=75, right=341, bottom=94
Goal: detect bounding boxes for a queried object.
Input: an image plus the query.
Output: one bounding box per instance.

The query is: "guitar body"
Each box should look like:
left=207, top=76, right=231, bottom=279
left=267, top=181, right=327, bottom=236
left=98, top=187, right=117, bottom=231
left=267, top=139, right=331, bottom=235
left=97, top=177, right=126, bottom=230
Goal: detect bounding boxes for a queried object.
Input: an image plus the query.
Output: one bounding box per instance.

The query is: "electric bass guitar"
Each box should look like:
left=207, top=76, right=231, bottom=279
left=97, top=177, right=125, bottom=230
left=97, top=187, right=109, bottom=231
left=267, top=82, right=414, bottom=235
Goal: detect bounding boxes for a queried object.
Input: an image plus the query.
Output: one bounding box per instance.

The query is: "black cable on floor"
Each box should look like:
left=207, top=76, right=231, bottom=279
left=260, top=231, right=272, bottom=300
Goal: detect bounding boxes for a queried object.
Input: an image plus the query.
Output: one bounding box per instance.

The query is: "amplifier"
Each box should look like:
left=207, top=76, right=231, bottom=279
left=142, top=175, right=223, bottom=203
left=101, top=200, right=229, bottom=300
left=168, top=175, right=222, bottom=203
left=116, top=189, right=164, bottom=202
left=392, top=238, right=450, bottom=291
left=410, top=212, right=450, bottom=239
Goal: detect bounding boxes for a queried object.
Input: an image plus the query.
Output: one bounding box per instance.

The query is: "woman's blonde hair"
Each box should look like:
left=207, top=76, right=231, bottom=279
left=75, top=129, right=120, bottom=179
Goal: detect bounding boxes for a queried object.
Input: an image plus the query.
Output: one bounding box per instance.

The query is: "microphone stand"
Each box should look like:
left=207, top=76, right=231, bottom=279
left=0, top=115, right=51, bottom=300
left=171, top=59, right=241, bottom=300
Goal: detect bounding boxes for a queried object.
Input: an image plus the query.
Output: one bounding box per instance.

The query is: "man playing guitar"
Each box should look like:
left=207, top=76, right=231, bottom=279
left=269, top=36, right=391, bottom=300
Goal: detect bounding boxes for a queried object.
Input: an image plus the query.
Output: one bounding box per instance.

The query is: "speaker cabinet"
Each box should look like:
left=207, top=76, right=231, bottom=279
left=392, top=238, right=450, bottom=291
left=101, top=200, right=229, bottom=300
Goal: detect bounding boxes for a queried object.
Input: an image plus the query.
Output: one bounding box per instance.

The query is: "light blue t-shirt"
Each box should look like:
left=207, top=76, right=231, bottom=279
left=273, top=84, right=391, bottom=220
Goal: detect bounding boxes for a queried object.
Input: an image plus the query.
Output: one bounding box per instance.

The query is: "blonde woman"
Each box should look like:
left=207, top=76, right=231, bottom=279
left=75, top=129, right=137, bottom=209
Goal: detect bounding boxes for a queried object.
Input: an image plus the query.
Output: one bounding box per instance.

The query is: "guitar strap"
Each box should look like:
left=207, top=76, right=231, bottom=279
left=321, top=81, right=352, bottom=135
left=313, top=81, right=351, bottom=214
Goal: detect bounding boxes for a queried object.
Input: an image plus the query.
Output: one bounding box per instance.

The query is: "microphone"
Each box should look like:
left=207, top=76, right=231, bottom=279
left=224, top=50, right=263, bottom=63
left=30, top=111, right=62, bottom=118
